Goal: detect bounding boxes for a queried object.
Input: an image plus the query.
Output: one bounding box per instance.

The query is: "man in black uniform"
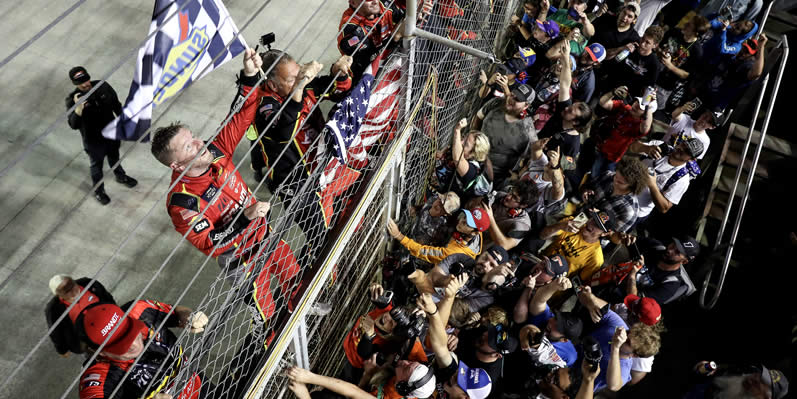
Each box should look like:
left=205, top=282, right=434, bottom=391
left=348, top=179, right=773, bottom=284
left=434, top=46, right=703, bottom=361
left=66, top=66, right=137, bottom=205
left=45, top=275, right=115, bottom=357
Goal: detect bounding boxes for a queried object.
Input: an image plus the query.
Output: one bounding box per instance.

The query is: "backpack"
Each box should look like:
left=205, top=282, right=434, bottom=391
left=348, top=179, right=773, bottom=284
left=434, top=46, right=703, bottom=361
left=461, top=160, right=493, bottom=197
left=660, top=266, right=697, bottom=304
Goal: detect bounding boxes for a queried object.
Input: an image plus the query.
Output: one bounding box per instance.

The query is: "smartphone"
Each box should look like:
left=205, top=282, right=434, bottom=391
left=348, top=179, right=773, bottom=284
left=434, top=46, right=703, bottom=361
left=373, top=290, right=393, bottom=309
left=628, top=242, right=642, bottom=261
left=691, top=97, right=703, bottom=111
left=572, top=212, right=589, bottom=229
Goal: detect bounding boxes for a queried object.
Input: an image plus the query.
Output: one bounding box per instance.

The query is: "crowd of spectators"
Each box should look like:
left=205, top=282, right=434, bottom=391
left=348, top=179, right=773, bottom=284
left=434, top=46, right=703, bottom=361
left=51, top=0, right=788, bottom=398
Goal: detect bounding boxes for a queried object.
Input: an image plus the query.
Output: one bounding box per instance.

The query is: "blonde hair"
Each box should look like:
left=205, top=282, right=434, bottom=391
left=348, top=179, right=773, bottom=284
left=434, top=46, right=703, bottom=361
left=629, top=322, right=662, bottom=358
left=439, top=191, right=461, bottom=215
left=469, top=131, right=491, bottom=162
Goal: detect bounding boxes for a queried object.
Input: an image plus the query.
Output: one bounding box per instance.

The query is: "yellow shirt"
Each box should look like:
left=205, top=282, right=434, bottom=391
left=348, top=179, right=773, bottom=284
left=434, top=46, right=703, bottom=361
left=544, top=231, right=604, bottom=282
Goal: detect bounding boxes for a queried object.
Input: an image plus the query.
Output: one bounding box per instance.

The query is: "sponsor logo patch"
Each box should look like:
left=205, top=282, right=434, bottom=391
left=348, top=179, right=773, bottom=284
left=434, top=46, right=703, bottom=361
left=193, top=219, right=210, bottom=233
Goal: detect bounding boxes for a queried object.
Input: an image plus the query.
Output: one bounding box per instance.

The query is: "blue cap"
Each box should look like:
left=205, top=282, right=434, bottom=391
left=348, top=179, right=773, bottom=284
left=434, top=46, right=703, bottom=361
left=585, top=43, right=606, bottom=62
left=517, top=46, right=537, bottom=67
left=535, top=19, right=560, bottom=39
left=457, top=361, right=493, bottom=399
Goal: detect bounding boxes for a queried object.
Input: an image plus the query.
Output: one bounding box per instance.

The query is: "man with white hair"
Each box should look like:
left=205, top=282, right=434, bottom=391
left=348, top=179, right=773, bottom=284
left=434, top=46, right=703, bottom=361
left=44, top=275, right=115, bottom=356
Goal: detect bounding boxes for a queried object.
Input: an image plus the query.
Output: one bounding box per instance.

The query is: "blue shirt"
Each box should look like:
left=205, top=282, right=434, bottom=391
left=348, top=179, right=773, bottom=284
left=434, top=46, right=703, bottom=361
left=588, top=310, right=632, bottom=392
left=528, top=305, right=578, bottom=367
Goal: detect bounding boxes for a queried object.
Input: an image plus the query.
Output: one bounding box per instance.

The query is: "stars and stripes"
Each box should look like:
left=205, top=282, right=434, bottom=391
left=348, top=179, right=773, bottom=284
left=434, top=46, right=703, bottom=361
left=102, top=0, right=246, bottom=141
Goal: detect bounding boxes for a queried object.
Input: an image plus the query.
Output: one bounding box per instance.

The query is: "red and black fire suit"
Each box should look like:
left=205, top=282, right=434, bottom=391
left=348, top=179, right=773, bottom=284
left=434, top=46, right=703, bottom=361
left=252, top=72, right=353, bottom=261
left=66, top=81, right=129, bottom=193
left=45, top=278, right=115, bottom=355
left=78, top=300, right=201, bottom=399
left=338, top=0, right=405, bottom=78
left=164, top=73, right=300, bottom=321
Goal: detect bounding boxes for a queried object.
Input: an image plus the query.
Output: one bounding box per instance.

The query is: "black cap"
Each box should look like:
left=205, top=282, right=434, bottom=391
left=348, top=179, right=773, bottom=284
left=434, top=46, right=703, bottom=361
left=543, top=254, right=569, bottom=278
left=672, top=236, right=700, bottom=261
left=487, top=324, right=518, bottom=354
left=69, top=66, right=90, bottom=85
left=485, top=245, right=510, bottom=264
left=589, top=208, right=616, bottom=232
left=511, top=84, right=535, bottom=103
left=554, top=311, right=584, bottom=342
left=683, top=138, right=705, bottom=159
left=761, top=364, right=789, bottom=399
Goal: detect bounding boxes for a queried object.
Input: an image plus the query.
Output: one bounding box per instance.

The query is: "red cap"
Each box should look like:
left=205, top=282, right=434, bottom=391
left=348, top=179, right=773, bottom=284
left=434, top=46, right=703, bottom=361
left=464, top=208, right=491, bottom=232
left=624, top=294, right=661, bottom=326
left=82, top=304, right=146, bottom=355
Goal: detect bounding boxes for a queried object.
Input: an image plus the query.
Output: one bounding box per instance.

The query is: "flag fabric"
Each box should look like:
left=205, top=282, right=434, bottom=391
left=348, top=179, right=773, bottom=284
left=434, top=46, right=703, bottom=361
left=317, top=55, right=404, bottom=226
left=102, top=0, right=247, bottom=141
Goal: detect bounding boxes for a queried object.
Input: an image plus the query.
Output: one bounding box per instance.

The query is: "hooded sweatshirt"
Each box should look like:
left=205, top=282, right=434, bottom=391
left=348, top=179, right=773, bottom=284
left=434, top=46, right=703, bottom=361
left=702, top=19, right=758, bottom=64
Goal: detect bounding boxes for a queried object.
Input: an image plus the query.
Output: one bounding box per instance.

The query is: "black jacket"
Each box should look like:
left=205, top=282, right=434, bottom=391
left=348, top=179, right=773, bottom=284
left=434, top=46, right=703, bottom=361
left=66, top=81, right=122, bottom=146
left=44, top=278, right=115, bottom=355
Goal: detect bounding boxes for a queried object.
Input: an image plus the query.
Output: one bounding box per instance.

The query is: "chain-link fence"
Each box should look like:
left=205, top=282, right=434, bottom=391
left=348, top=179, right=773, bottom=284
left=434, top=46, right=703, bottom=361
left=15, top=0, right=520, bottom=397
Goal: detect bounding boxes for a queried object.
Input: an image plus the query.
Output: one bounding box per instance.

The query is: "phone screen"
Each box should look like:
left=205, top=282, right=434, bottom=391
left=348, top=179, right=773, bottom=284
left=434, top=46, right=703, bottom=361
left=572, top=212, right=589, bottom=228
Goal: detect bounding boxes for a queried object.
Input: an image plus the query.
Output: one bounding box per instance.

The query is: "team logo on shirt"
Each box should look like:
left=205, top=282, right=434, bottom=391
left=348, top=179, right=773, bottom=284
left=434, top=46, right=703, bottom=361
left=193, top=219, right=210, bottom=233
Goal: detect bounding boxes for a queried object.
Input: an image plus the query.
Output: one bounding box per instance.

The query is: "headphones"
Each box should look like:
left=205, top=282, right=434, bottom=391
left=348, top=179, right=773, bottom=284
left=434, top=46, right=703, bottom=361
left=395, top=363, right=435, bottom=397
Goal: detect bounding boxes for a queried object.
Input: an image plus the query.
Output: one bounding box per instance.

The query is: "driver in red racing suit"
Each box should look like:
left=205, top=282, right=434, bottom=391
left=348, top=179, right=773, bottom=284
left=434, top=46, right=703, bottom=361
left=150, top=49, right=300, bottom=322
left=76, top=300, right=209, bottom=399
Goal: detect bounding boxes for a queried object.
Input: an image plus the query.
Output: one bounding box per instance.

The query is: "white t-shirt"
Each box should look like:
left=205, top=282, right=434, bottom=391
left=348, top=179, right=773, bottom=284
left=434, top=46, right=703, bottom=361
left=637, top=146, right=691, bottom=218
left=664, top=115, right=710, bottom=160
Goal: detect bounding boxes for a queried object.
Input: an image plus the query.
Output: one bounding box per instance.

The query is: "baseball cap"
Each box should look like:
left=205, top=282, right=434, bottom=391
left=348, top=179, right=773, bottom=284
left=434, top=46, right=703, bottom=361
left=761, top=364, right=789, bottom=399
left=457, top=361, right=493, bottom=399
left=542, top=254, right=569, bottom=277
left=511, top=84, right=536, bottom=103
left=517, top=46, right=537, bottom=68
left=81, top=303, right=146, bottom=356
left=624, top=1, right=641, bottom=17
left=49, top=274, right=70, bottom=295
left=462, top=208, right=491, bottom=232
left=69, top=66, right=91, bottom=85
left=438, top=191, right=461, bottom=215
left=672, top=236, right=700, bottom=261
left=487, top=324, right=518, bottom=354
left=553, top=310, right=584, bottom=342
left=682, top=137, right=705, bottom=159
left=624, top=294, right=662, bottom=325
left=704, top=108, right=723, bottom=126
left=535, top=19, right=560, bottom=39
left=585, top=43, right=606, bottom=63
left=589, top=208, right=616, bottom=232
left=407, top=364, right=437, bottom=398
left=742, top=38, right=760, bottom=55
left=484, top=245, right=510, bottom=264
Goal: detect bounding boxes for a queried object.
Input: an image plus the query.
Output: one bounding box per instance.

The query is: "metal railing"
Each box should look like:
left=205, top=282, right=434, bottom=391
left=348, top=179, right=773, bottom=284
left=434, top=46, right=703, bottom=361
left=699, top=31, right=789, bottom=309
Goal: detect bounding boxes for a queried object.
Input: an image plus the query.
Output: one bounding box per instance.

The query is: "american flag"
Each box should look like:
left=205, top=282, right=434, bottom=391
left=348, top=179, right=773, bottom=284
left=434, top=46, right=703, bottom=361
left=317, top=55, right=404, bottom=226
left=102, top=0, right=246, bottom=141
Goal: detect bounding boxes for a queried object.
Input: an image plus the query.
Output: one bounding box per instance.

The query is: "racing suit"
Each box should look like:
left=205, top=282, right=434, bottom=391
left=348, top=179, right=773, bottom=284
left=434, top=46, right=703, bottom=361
left=164, top=73, right=300, bottom=323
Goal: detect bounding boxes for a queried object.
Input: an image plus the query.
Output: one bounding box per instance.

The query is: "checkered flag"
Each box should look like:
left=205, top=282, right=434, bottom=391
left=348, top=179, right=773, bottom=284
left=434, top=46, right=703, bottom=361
left=102, top=0, right=247, bottom=141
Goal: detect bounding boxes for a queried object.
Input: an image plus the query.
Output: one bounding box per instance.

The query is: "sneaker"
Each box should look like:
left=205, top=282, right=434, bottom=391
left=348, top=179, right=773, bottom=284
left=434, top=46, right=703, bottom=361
left=115, top=174, right=138, bottom=188
left=94, top=190, right=111, bottom=205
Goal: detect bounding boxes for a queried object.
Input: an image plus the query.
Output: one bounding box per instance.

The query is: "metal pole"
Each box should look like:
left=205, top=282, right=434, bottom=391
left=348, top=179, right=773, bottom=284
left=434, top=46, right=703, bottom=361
left=700, top=36, right=788, bottom=309
left=405, top=0, right=418, bottom=37
left=412, top=28, right=497, bottom=62
left=292, top=316, right=310, bottom=369
left=756, top=0, right=775, bottom=40
left=713, top=73, right=770, bottom=248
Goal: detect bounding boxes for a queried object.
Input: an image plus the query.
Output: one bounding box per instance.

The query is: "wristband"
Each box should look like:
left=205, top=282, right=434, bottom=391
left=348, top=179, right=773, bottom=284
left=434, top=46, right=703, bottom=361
left=429, top=307, right=438, bottom=316
left=548, top=163, right=560, bottom=169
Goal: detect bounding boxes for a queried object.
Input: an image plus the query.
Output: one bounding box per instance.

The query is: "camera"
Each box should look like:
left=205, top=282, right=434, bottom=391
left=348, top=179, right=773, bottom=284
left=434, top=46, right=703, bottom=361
left=372, top=290, right=394, bottom=309
left=389, top=307, right=427, bottom=339
left=582, top=336, right=603, bottom=372
left=260, top=32, right=276, bottom=49
left=658, top=143, right=673, bottom=157
left=449, top=262, right=466, bottom=277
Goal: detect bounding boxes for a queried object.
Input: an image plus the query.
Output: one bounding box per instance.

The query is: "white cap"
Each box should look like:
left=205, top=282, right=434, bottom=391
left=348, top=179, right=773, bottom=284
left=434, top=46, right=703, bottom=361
left=49, top=274, right=70, bottom=295
left=408, top=364, right=437, bottom=398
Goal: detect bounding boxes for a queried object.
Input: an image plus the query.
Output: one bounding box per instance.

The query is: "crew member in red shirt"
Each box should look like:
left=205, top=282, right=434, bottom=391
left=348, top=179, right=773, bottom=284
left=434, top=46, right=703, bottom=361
left=591, top=85, right=655, bottom=178
left=338, top=0, right=405, bottom=78
left=76, top=300, right=208, bottom=399
left=45, top=275, right=115, bottom=356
